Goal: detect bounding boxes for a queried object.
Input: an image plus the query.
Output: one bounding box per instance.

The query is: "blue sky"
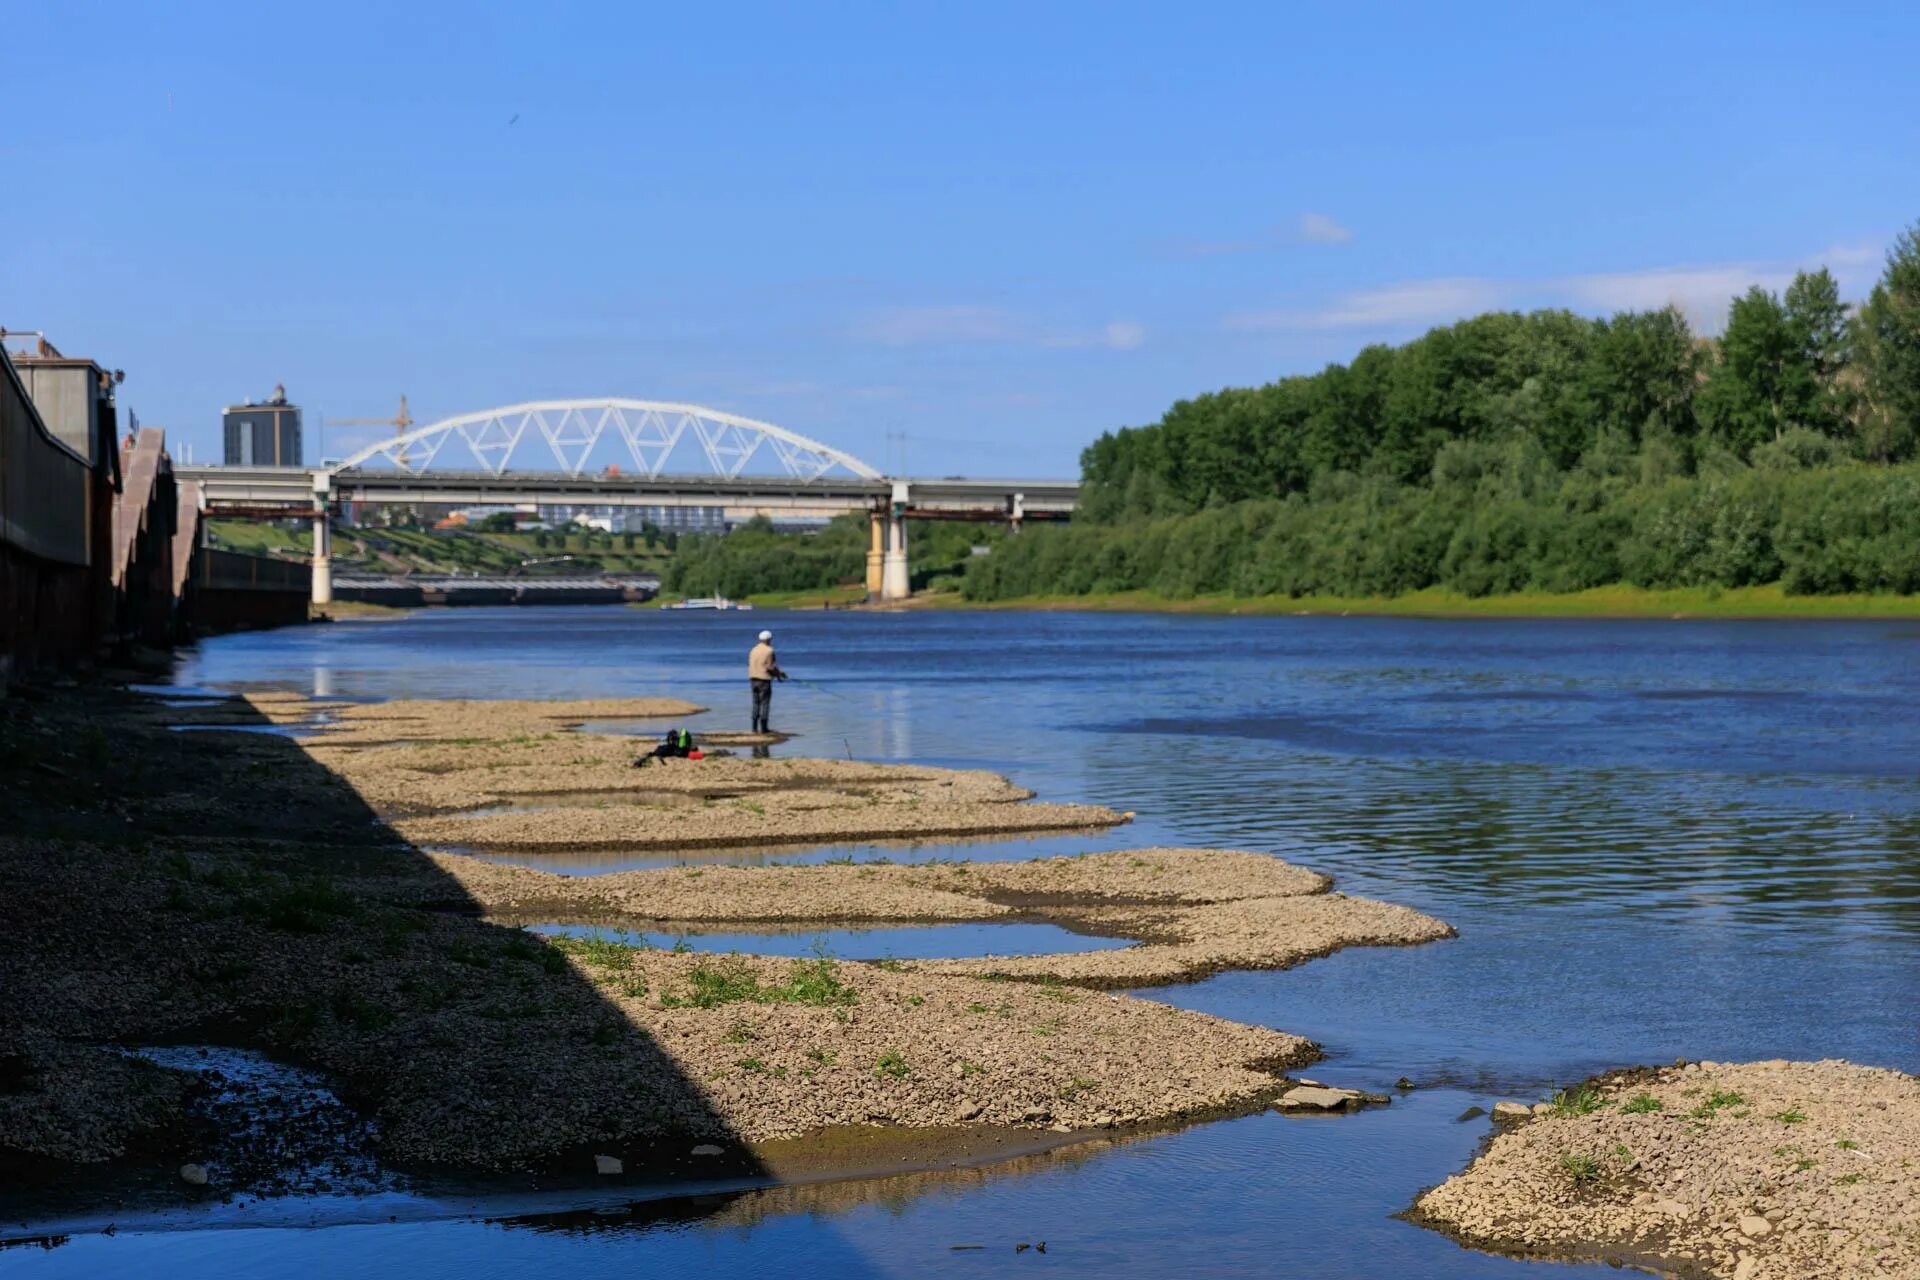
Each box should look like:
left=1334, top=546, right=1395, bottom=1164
left=6, top=2, right=1919, bottom=476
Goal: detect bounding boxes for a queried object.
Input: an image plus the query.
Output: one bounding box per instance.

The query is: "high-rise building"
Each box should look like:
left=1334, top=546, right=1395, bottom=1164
left=222, top=384, right=302, bottom=465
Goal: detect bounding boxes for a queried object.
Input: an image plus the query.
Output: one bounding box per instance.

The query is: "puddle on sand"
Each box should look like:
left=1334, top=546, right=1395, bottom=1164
left=457, top=828, right=1135, bottom=877
left=526, top=920, right=1134, bottom=961
left=452, top=789, right=709, bottom=819
left=165, top=723, right=321, bottom=737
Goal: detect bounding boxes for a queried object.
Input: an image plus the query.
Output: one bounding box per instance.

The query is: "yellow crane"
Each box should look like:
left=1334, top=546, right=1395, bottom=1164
left=327, top=395, right=415, bottom=464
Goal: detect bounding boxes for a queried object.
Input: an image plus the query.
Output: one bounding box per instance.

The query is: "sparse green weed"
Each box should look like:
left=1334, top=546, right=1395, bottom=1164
left=1550, top=1085, right=1604, bottom=1117
left=1558, top=1152, right=1602, bottom=1186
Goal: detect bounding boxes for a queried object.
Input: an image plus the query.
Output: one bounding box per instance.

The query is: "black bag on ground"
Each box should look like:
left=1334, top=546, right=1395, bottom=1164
left=634, top=727, right=695, bottom=768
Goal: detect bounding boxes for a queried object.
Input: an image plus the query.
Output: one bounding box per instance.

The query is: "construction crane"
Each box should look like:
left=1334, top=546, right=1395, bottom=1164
left=327, top=395, right=415, bottom=465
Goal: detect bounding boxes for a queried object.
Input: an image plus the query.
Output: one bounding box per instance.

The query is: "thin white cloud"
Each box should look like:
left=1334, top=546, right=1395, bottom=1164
left=856, top=305, right=1018, bottom=347
left=1048, top=320, right=1146, bottom=351
left=1297, top=212, right=1354, bottom=245
left=1173, top=212, right=1354, bottom=257
left=1228, top=277, right=1506, bottom=331
left=1554, top=264, right=1796, bottom=319
left=1229, top=242, right=1885, bottom=335
left=856, top=306, right=1145, bottom=351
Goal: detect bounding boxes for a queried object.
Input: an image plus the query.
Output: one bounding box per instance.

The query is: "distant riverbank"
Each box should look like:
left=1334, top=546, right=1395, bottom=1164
left=893, top=583, right=1920, bottom=620
left=703, top=582, right=1920, bottom=620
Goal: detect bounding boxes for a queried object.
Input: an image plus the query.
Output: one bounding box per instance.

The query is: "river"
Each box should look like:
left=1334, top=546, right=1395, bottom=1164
left=17, top=606, right=1919, bottom=1277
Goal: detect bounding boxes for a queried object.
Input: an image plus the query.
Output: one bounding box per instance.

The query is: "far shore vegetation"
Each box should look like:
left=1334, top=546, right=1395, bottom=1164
left=258, top=226, right=1920, bottom=624
left=656, top=227, right=1920, bottom=620
left=937, top=584, right=1920, bottom=620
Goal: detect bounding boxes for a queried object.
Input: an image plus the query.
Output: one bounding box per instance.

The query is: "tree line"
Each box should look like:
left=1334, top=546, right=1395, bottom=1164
left=666, top=514, right=997, bottom=598
left=963, top=225, right=1920, bottom=601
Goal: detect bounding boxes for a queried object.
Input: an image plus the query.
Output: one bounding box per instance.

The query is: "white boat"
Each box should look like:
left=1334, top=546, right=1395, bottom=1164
left=664, top=596, right=754, bottom=611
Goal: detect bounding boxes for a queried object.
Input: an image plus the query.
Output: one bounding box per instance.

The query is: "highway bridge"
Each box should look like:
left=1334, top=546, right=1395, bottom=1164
left=174, top=398, right=1079, bottom=605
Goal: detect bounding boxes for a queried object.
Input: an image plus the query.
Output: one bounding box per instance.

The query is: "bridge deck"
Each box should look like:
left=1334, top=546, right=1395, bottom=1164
left=175, top=465, right=1078, bottom=515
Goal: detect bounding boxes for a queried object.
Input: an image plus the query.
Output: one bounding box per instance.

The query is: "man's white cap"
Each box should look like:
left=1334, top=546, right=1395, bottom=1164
left=758, top=630, right=773, bottom=641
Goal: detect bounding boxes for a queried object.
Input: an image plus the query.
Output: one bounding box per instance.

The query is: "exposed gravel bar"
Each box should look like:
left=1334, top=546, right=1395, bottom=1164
left=428, top=847, right=1452, bottom=989
left=0, top=685, right=1440, bottom=1195
left=1415, top=1059, right=1920, bottom=1279
left=200, top=694, right=1139, bottom=845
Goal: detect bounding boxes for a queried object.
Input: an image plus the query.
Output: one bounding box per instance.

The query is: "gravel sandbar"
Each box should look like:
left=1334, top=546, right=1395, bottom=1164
left=1414, top=1059, right=1920, bottom=1279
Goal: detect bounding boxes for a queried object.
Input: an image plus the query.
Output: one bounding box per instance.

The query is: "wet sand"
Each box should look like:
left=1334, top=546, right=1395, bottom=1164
left=1414, top=1059, right=1920, bottom=1279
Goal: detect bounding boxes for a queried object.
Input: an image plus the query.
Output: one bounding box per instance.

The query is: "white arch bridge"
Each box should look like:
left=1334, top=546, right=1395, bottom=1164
left=174, top=397, right=1077, bottom=605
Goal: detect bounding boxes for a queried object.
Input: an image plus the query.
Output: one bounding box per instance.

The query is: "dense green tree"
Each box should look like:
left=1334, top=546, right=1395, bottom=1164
left=1855, top=225, right=1920, bottom=462
left=673, top=241, right=1920, bottom=605
left=1784, top=268, right=1852, bottom=432
left=1699, top=286, right=1797, bottom=453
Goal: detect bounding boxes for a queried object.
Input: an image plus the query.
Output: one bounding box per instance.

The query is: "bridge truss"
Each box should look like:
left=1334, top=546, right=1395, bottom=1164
left=330, top=399, right=881, bottom=483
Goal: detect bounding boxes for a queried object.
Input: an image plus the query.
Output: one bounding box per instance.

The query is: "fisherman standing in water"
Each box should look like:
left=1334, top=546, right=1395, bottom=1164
left=748, top=629, right=786, bottom=734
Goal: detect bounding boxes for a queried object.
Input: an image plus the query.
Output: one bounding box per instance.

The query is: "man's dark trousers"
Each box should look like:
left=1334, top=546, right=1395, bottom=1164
left=751, top=678, right=773, bottom=733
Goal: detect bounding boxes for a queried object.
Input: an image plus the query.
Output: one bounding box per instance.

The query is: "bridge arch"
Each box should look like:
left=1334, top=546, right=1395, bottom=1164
left=329, top=399, right=882, bottom=482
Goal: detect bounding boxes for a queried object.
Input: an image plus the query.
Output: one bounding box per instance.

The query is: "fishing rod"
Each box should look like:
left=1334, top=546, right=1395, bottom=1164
left=784, top=675, right=852, bottom=702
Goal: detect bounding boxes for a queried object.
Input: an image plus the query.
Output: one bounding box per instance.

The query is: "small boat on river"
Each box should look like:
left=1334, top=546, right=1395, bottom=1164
left=664, top=596, right=754, bottom=611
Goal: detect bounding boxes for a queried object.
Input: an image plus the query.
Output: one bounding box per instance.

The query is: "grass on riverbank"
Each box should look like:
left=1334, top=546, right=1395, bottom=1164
left=953, top=583, right=1920, bottom=620
left=630, top=583, right=869, bottom=611
left=744, top=584, right=868, bottom=609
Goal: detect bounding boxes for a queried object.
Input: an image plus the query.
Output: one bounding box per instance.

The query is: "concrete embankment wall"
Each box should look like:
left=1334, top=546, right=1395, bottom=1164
left=2, top=347, right=313, bottom=681
left=113, top=427, right=182, bottom=649
left=190, top=547, right=311, bottom=630
left=0, top=350, right=114, bottom=680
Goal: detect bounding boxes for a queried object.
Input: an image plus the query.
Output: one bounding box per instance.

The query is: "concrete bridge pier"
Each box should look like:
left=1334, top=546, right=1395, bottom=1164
left=310, top=471, right=333, bottom=607
left=881, top=481, right=912, bottom=601
left=866, top=509, right=885, bottom=599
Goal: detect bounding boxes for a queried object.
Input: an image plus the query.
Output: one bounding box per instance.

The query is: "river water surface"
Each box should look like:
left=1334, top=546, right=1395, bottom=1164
left=17, top=607, right=1919, bottom=1278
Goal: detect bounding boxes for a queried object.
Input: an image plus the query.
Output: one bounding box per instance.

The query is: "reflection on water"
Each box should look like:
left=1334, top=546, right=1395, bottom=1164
left=50, top=606, right=1914, bottom=1278
left=525, top=920, right=1134, bottom=960
left=15, top=1092, right=1627, bottom=1278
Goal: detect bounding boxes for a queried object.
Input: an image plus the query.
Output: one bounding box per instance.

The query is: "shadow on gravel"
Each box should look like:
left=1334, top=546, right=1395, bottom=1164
left=0, top=683, right=855, bottom=1253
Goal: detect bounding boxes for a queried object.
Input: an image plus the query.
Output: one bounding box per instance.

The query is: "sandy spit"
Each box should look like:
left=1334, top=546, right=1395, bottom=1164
left=1414, top=1059, right=1920, bottom=1279
left=310, top=696, right=707, bottom=743
left=423, top=847, right=1453, bottom=990
left=392, top=799, right=1120, bottom=852
left=215, top=693, right=1133, bottom=846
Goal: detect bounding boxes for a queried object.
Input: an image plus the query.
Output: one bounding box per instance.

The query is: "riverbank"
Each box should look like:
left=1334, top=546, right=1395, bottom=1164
left=945, top=583, right=1920, bottom=620
left=0, top=682, right=1447, bottom=1211
left=640, top=580, right=1920, bottom=619
left=1415, top=1059, right=1920, bottom=1279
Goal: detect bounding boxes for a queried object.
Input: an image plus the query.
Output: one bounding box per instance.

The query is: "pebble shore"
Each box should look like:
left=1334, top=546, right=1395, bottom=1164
left=1415, top=1059, right=1920, bottom=1279
left=0, top=685, right=1447, bottom=1189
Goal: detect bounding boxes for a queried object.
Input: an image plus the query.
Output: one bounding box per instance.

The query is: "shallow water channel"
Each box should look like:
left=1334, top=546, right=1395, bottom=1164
left=16, top=606, right=1919, bottom=1278
left=525, top=920, right=1135, bottom=961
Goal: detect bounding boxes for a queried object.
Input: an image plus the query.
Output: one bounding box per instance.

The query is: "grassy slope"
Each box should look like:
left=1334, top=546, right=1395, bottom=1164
left=210, top=521, right=675, bottom=576
left=954, top=583, right=1920, bottom=619
left=205, top=520, right=312, bottom=555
